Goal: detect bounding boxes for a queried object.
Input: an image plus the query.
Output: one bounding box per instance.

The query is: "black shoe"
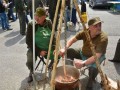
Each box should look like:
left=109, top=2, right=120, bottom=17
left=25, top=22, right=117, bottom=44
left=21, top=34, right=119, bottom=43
left=3, top=28, right=7, bottom=31
left=7, top=28, right=13, bottom=30
left=11, top=20, right=16, bottom=22
left=86, top=86, right=93, bottom=90
left=86, top=80, right=93, bottom=90
left=27, top=75, right=33, bottom=83
left=20, top=33, right=26, bottom=36
left=8, top=18, right=13, bottom=20
left=86, top=81, right=93, bottom=90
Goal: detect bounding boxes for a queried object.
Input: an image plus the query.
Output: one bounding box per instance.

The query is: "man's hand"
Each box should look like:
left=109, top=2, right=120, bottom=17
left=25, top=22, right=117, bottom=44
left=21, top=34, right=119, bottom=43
left=59, top=48, right=65, bottom=57
left=40, top=51, right=47, bottom=57
left=74, top=59, right=86, bottom=69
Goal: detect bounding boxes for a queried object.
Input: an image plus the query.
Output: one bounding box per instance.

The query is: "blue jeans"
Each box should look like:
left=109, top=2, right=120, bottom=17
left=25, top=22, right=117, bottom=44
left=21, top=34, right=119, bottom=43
left=65, top=7, right=71, bottom=23
left=18, top=11, right=26, bottom=34
left=71, top=8, right=77, bottom=25
left=0, top=18, right=1, bottom=27
left=80, top=51, right=106, bottom=68
left=66, top=48, right=106, bottom=68
left=64, top=7, right=71, bottom=30
left=8, top=8, right=16, bottom=21
left=0, top=12, right=9, bottom=29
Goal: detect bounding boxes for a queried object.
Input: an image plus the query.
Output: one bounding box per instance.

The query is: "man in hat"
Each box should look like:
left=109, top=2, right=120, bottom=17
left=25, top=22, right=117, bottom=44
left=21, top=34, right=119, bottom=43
left=14, top=0, right=26, bottom=35
left=59, top=17, right=108, bottom=90
left=26, top=7, right=56, bottom=83
left=27, top=0, right=44, bottom=19
left=0, top=0, right=13, bottom=31
left=47, top=0, right=61, bottom=31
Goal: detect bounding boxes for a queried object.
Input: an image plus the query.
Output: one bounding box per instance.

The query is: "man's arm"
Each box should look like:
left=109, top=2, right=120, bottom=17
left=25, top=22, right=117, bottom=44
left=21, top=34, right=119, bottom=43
left=66, top=36, right=78, bottom=49
left=59, top=36, right=78, bottom=56
left=85, top=53, right=102, bottom=65
left=74, top=53, right=102, bottom=69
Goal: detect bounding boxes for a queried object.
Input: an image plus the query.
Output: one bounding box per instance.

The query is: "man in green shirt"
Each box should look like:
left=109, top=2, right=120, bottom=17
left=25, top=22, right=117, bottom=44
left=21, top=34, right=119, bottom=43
left=26, top=7, right=56, bottom=83
left=59, top=17, right=108, bottom=90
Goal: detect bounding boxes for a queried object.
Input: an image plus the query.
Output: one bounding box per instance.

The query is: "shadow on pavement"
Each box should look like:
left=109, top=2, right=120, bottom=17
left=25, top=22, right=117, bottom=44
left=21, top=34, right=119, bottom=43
left=4, top=30, right=19, bottom=37
left=0, top=28, right=11, bottom=34
left=114, top=63, right=120, bottom=75
left=0, top=29, right=4, bottom=34
left=19, top=37, right=26, bottom=44
left=80, top=76, right=102, bottom=90
left=19, top=77, right=32, bottom=90
left=5, top=34, right=24, bottom=47
left=19, top=76, right=50, bottom=90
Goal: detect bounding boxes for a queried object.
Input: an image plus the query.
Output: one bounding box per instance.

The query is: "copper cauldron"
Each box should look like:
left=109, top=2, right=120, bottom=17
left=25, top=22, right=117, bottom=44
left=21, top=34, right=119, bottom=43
left=55, top=65, right=80, bottom=90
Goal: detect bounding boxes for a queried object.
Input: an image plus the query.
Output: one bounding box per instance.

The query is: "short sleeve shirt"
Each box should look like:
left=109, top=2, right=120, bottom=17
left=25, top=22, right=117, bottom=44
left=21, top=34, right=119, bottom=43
left=75, top=30, right=108, bottom=57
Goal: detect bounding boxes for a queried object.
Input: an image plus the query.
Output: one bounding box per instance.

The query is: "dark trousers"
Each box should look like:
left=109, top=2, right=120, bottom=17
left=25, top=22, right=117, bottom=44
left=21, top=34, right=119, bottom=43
left=18, top=11, right=26, bottom=34
left=71, top=8, right=77, bottom=25
left=8, top=8, right=16, bottom=21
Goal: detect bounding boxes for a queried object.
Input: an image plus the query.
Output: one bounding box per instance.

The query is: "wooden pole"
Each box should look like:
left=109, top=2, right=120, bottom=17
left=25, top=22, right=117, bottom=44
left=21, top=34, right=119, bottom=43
left=50, top=0, right=65, bottom=90
left=117, top=80, right=120, bottom=90
left=44, top=0, right=61, bottom=79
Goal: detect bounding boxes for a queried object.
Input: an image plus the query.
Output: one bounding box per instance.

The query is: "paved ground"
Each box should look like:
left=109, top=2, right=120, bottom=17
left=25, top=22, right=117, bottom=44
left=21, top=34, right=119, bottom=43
left=0, top=3, right=120, bottom=90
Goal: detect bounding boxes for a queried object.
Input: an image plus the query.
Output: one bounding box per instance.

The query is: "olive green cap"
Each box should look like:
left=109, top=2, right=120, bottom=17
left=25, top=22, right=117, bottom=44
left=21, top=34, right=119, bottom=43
left=88, top=17, right=103, bottom=26
left=35, top=7, right=46, bottom=17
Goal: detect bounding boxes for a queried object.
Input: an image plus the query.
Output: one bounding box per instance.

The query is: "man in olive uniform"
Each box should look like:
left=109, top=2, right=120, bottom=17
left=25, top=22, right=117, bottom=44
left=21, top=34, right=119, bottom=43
left=27, top=0, right=43, bottom=19
left=59, top=17, right=108, bottom=90
left=14, top=0, right=26, bottom=35
left=26, top=7, right=56, bottom=83
left=47, top=0, right=61, bottom=31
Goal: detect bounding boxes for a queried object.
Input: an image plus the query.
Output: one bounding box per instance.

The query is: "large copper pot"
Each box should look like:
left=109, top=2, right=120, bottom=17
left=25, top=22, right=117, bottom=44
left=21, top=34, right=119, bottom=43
left=55, top=65, right=80, bottom=90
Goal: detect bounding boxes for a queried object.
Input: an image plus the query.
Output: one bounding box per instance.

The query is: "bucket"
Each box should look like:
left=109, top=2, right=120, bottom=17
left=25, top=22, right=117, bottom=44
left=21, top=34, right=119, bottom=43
left=81, top=12, right=87, bottom=23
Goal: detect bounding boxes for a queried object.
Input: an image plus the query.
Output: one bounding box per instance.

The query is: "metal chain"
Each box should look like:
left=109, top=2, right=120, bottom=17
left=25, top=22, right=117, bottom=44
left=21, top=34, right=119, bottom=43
left=64, top=10, right=67, bottom=62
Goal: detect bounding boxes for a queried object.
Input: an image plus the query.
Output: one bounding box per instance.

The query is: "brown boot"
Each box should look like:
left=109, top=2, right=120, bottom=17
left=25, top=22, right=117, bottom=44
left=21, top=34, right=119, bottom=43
left=86, top=67, right=98, bottom=90
left=27, top=71, right=33, bottom=83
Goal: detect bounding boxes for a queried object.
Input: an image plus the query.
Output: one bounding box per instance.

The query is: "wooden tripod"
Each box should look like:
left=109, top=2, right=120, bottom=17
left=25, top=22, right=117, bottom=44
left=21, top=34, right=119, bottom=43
left=48, top=0, right=120, bottom=90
